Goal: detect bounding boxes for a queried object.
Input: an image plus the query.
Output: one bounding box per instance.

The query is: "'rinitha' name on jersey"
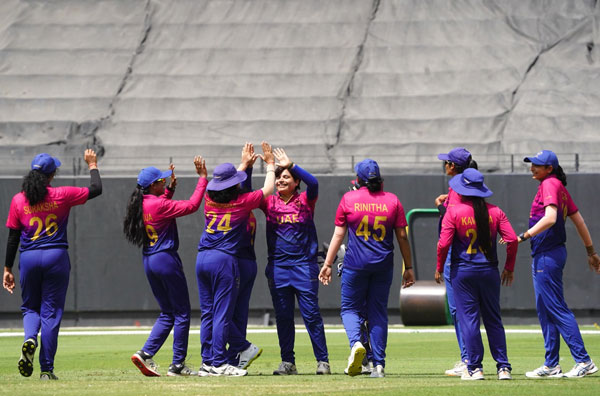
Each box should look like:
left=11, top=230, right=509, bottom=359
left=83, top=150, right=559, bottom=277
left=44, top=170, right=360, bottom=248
left=529, top=175, right=578, bottom=256
left=6, top=186, right=89, bottom=251
left=142, top=178, right=207, bottom=255
left=198, top=189, right=263, bottom=257
left=335, top=187, right=407, bottom=271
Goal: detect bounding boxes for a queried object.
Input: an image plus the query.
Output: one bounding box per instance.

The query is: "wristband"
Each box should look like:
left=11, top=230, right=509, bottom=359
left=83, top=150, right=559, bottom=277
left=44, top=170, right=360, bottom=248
left=404, top=266, right=413, bottom=270
left=586, top=245, right=596, bottom=256
left=287, top=162, right=294, bottom=170
left=519, top=232, right=530, bottom=241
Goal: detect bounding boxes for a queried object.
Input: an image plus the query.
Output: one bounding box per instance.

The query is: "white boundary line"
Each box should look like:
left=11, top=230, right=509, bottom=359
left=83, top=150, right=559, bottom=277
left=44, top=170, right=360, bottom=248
left=1, top=328, right=600, bottom=337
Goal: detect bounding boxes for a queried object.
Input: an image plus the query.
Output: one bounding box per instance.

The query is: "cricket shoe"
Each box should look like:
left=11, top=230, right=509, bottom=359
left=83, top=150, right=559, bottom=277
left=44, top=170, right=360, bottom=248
left=316, top=361, right=331, bottom=375
left=210, top=364, right=247, bottom=376
left=445, top=360, right=467, bottom=376
left=198, top=363, right=211, bottom=377
left=370, top=365, right=385, bottom=378
left=131, top=350, right=160, bottom=377
left=273, top=361, right=298, bottom=375
left=345, top=341, right=367, bottom=377
left=563, top=361, right=598, bottom=378
left=497, top=367, right=512, bottom=380
left=461, top=368, right=484, bottom=380
left=525, top=364, right=562, bottom=378
left=167, top=362, right=197, bottom=376
left=39, top=371, right=58, bottom=380
left=18, top=338, right=36, bottom=377
left=237, top=344, right=262, bottom=369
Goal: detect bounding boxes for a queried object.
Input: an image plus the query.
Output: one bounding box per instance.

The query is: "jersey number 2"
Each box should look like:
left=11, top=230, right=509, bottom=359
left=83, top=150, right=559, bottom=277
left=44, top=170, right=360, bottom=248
left=29, top=214, right=58, bottom=241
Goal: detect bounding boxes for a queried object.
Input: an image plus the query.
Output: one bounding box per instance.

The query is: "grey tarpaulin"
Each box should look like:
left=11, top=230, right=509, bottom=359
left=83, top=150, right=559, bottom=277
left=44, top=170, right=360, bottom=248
left=1, top=0, right=599, bottom=175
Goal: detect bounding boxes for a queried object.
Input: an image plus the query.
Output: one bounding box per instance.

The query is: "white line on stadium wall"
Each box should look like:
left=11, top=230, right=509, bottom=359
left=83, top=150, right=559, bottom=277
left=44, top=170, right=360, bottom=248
left=1, top=328, right=600, bottom=337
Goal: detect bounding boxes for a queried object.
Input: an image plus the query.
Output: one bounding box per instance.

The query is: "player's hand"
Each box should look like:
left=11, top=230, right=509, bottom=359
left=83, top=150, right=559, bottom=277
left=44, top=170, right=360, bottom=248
left=402, top=268, right=415, bottom=288
left=168, top=163, right=177, bottom=189
left=434, top=270, right=443, bottom=284
left=84, top=149, right=98, bottom=170
left=194, top=156, right=207, bottom=178
left=588, top=253, right=600, bottom=274
left=319, top=265, right=332, bottom=285
left=435, top=194, right=448, bottom=207
left=259, top=141, right=275, bottom=165
left=3, top=268, right=15, bottom=294
left=501, top=269, right=514, bottom=286
left=274, top=147, right=292, bottom=169
left=240, top=142, right=258, bottom=170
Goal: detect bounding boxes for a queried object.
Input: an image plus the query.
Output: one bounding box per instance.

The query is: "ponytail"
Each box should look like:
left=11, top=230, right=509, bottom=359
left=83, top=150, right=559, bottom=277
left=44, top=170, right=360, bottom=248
left=357, top=177, right=383, bottom=193
left=470, top=196, right=493, bottom=262
left=455, top=156, right=478, bottom=174
left=551, top=165, right=567, bottom=186
left=123, top=186, right=148, bottom=247
left=22, top=170, right=51, bottom=206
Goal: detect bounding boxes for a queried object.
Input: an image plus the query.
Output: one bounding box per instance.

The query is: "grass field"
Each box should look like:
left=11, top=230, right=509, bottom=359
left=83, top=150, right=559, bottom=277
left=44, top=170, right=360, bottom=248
left=1, top=326, right=599, bottom=396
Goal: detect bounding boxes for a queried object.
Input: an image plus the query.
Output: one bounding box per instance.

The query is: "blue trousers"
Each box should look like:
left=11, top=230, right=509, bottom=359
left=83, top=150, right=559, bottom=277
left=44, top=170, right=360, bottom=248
left=451, top=266, right=510, bottom=372
left=141, top=250, right=191, bottom=365
left=196, top=249, right=239, bottom=367
left=532, top=245, right=589, bottom=367
left=444, top=251, right=468, bottom=362
left=266, top=263, right=328, bottom=363
left=19, top=248, right=70, bottom=373
left=340, top=264, right=393, bottom=367
left=227, top=257, right=257, bottom=364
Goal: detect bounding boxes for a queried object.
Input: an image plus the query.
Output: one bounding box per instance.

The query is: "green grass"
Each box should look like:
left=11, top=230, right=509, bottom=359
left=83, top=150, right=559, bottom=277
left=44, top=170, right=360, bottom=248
left=0, top=326, right=599, bottom=396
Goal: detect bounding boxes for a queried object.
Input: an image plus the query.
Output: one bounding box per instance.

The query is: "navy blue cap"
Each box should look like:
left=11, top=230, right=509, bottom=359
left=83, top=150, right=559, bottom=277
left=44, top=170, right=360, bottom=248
left=438, top=147, right=472, bottom=167
left=137, top=167, right=172, bottom=188
left=524, top=150, right=559, bottom=168
left=31, top=153, right=61, bottom=174
left=448, top=168, right=493, bottom=198
left=354, top=159, right=380, bottom=181
left=207, top=163, right=247, bottom=191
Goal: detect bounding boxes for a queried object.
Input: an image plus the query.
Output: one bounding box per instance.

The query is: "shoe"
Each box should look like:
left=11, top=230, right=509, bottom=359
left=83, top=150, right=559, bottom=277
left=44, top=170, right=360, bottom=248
left=497, top=367, right=512, bottom=380
left=563, top=361, right=599, bottom=378
left=167, top=362, right=197, bottom=376
left=445, top=360, right=467, bottom=376
left=461, top=368, right=484, bottom=380
left=209, top=364, right=247, bottom=377
left=198, top=363, right=211, bottom=377
left=525, top=364, right=562, bottom=378
left=18, top=338, right=36, bottom=377
left=131, top=350, right=160, bottom=377
left=370, top=364, right=385, bottom=378
left=273, top=361, right=298, bottom=375
left=344, top=359, right=373, bottom=375
left=316, top=361, right=331, bottom=375
left=346, top=341, right=367, bottom=377
left=39, top=371, right=58, bottom=380
left=237, top=344, right=262, bottom=369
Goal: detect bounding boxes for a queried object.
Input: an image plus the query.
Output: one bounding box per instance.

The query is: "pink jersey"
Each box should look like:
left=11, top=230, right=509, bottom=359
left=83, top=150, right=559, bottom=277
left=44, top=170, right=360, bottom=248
left=437, top=199, right=518, bottom=272
left=529, top=175, right=578, bottom=255
left=6, top=186, right=89, bottom=251
left=143, top=177, right=207, bottom=255
left=444, top=186, right=461, bottom=209
left=198, top=189, right=263, bottom=257
left=335, top=187, right=407, bottom=270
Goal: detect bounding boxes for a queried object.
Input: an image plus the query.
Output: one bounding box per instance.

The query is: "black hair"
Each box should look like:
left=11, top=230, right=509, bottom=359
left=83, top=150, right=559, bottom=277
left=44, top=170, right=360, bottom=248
left=469, top=196, right=493, bottom=262
left=22, top=169, right=52, bottom=206
left=123, top=186, right=148, bottom=247
left=207, top=184, right=240, bottom=203
left=454, top=156, right=478, bottom=174
left=357, top=176, right=384, bottom=193
left=275, top=166, right=301, bottom=191
left=550, top=165, right=567, bottom=186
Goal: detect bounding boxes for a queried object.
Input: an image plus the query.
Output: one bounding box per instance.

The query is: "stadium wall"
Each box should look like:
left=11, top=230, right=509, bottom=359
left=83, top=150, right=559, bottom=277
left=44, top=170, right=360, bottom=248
left=1, top=173, right=599, bottom=326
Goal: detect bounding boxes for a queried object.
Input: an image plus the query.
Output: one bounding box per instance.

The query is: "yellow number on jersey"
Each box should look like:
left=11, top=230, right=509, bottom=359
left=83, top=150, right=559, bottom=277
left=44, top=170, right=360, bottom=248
left=356, top=215, right=372, bottom=241
left=145, top=225, right=158, bottom=246
left=373, top=216, right=387, bottom=242
left=465, top=228, right=483, bottom=254
left=29, top=214, right=59, bottom=241
left=206, top=212, right=232, bottom=234
left=356, top=215, right=387, bottom=242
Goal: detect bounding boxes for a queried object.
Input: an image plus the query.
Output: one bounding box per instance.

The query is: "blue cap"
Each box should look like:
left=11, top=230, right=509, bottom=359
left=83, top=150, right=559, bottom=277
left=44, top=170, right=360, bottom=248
left=31, top=153, right=61, bottom=174
left=137, top=167, right=172, bottom=188
left=438, top=147, right=472, bottom=167
left=354, top=159, right=380, bottom=181
left=448, top=168, right=493, bottom=198
left=207, top=163, right=247, bottom=191
left=523, top=150, right=559, bottom=168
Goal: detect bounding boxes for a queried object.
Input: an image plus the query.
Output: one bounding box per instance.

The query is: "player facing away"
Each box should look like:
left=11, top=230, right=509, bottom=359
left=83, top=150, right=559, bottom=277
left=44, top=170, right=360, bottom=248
left=124, top=156, right=207, bottom=377
left=518, top=150, right=600, bottom=378
left=196, top=142, right=275, bottom=377
left=436, top=168, right=517, bottom=380
left=435, top=147, right=478, bottom=376
left=260, top=148, right=330, bottom=375
left=3, top=150, right=102, bottom=380
left=320, top=159, right=415, bottom=378
left=225, top=143, right=264, bottom=371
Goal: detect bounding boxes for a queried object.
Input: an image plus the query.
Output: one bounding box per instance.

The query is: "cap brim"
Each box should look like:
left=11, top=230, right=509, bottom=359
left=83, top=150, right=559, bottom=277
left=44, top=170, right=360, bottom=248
left=523, top=156, right=545, bottom=165
left=160, top=170, right=173, bottom=179
left=437, top=153, right=450, bottom=161
left=207, top=170, right=247, bottom=191
left=449, top=177, right=493, bottom=198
